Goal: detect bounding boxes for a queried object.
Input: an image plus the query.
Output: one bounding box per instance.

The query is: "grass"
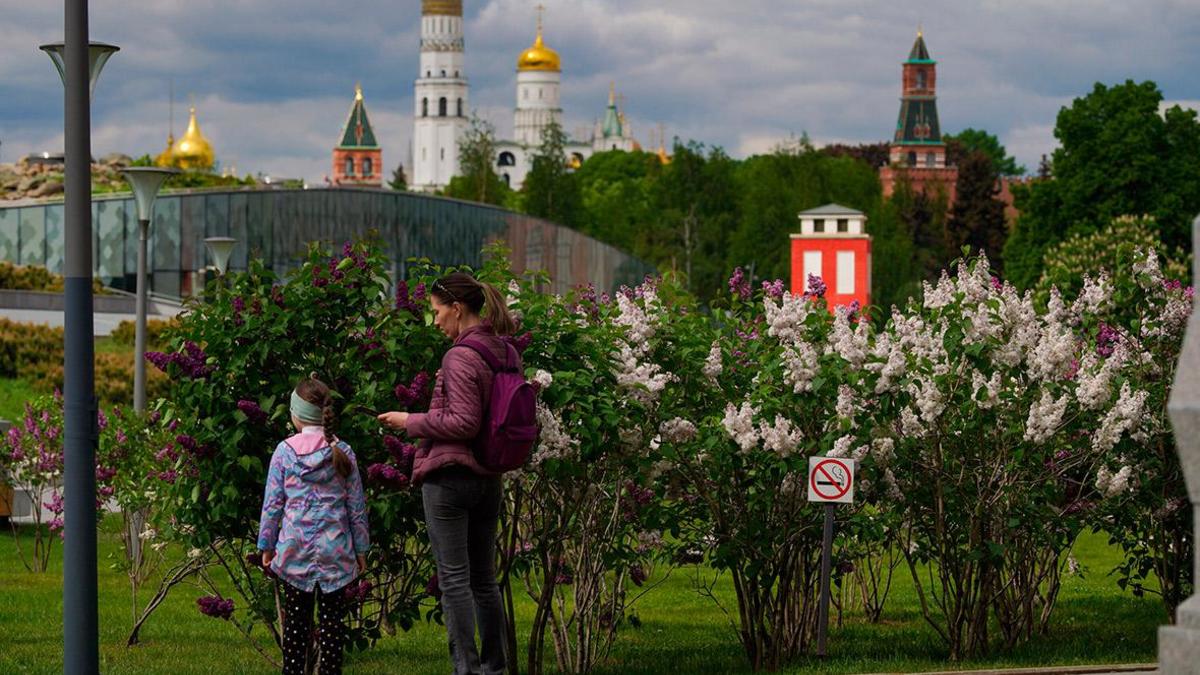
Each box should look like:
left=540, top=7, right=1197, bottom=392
left=0, top=517, right=1167, bottom=674
left=0, top=378, right=39, bottom=421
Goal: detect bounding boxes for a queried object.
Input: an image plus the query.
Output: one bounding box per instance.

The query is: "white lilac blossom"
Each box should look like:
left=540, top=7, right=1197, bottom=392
left=659, top=417, right=698, bottom=444
left=827, top=305, right=870, bottom=366
left=871, top=437, right=895, bottom=464
left=614, top=293, right=656, bottom=351
left=758, top=415, right=804, bottom=458
left=613, top=342, right=675, bottom=404
left=532, top=369, right=554, bottom=390
left=506, top=280, right=521, bottom=307
left=1096, top=463, right=1135, bottom=498
left=1093, top=382, right=1150, bottom=453
left=922, top=271, right=955, bottom=310
left=908, top=377, right=944, bottom=425
left=866, top=332, right=906, bottom=394
left=835, top=385, right=860, bottom=423
left=533, top=401, right=579, bottom=465
left=1131, top=248, right=1164, bottom=289
left=722, top=401, right=760, bottom=452
left=764, top=292, right=813, bottom=345
left=1023, top=390, right=1069, bottom=444
left=1027, top=312, right=1076, bottom=382
left=781, top=341, right=820, bottom=393
left=1071, top=272, right=1112, bottom=320
left=971, top=369, right=1002, bottom=409
left=1074, top=351, right=1118, bottom=410
left=900, top=407, right=925, bottom=439
left=703, top=340, right=723, bottom=382
left=883, top=468, right=903, bottom=501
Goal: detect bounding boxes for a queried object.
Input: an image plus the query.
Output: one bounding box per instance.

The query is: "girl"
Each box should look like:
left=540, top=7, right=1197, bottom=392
left=378, top=272, right=519, bottom=675
left=258, top=377, right=369, bottom=675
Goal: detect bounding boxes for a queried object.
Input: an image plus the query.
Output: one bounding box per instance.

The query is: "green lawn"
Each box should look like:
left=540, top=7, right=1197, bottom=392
left=0, top=377, right=38, bottom=421
left=0, top=517, right=1166, bottom=674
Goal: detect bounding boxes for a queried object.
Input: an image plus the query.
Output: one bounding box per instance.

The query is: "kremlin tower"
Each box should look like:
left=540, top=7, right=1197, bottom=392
left=332, top=84, right=382, bottom=187
left=878, top=31, right=958, bottom=204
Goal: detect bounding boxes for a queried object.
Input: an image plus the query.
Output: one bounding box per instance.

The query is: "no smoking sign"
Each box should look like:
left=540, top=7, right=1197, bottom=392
left=808, top=456, right=855, bottom=504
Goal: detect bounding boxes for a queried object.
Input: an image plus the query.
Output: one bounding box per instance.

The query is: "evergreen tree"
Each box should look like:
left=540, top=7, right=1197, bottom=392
left=388, top=162, right=407, bottom=191
left=522, top=120, right=582, bottom=228
left=444, top=114, right=510, bottom=206
left=948, top=150, right=1009, bottom=272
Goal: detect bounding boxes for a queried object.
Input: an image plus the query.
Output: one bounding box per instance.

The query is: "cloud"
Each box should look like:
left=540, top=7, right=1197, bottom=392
left=2, top=0, right=1197, bottom=181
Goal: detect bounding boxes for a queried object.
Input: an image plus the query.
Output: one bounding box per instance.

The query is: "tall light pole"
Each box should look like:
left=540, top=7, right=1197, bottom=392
left=121, top=167, right=178, bottom=413
left=40, top=15, right=118, bottom=675
left=204, top=236, right=238, bottom=276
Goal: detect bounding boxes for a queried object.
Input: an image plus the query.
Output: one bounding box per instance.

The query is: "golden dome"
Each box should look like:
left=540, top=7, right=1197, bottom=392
left=170, top=106, right=215, bottom=171
left=422, top=0, right=462, bottom=15
left=517, top=11, right=560, bottom=72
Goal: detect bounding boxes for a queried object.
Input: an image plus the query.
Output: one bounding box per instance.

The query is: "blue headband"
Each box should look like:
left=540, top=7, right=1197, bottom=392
left=290, top=390, right=325, bottom=424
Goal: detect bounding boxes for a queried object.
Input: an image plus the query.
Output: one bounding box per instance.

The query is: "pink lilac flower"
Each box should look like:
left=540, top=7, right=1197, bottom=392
left=507, top=332, right=533, bottom=354
left=990, top=276, right=1003, bottom=291
left=157, top=469, right=178, bottom=484
left=761, top=279, right=786, bottom=299
left=237, top=400, right=268, bottom=424
left=728, top=267, right=751, bottom=300
left=95, top=465, right=117, bottom=482
left=629, top=564, right=647, bottom=587
left=426, top=574, right=441, bottom=599
left=196, top=596, right=235, bottom=620
left=96, top=409, right=108, bottom=431
left=1096, top=323, right=1119, bottom=358
left=393, top=372, right=431, bottom=408
left=395, top=280, right=422, bottom=314
left=114, top=429, right=127, bottom=445
left=344, top=579, right=373, bottom=604
left=804, top=274, right=827, bottom=299
left=367, top=463, right=409, bottom=489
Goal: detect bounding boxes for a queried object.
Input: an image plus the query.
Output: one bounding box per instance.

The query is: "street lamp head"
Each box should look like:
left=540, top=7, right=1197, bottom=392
left=203, top=237, right=238, bottom=276
left=39, top=41, right=119, bottom=100
left=120, top=167, right=179, bottom=222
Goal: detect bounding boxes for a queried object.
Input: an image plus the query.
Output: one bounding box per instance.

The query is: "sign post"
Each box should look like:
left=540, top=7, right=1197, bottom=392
left=808, top=456, right=855, bottom=658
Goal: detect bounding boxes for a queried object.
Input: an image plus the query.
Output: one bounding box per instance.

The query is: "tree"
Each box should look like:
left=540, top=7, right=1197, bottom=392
left=1003, top=80, right=1200, bottom=288
left=944, top=128, right=1025, bottom=176
left=892, top=173, right=952, bottom=283
left=819, top=141, right=891, bottom=169
left=444, top=114, right=510, bottom=206
left=388, top=163, right=407, bottom=191
left=948, top=150, right=1009, bottom=272
left=522, top=120, right=582, bottom=229
left=573, top=149, right=661, bottom=251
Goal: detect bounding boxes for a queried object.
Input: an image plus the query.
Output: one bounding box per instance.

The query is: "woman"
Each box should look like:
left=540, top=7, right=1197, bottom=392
left=378, top=271, right=518, bottom=675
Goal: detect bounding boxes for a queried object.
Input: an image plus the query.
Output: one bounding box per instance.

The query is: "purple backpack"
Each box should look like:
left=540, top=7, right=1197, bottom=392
left=453, top=339, right=539, bottom=472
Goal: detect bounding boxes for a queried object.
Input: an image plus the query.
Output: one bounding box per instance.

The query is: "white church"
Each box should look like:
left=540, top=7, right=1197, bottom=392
left=411, top=0, right=641, bottom=192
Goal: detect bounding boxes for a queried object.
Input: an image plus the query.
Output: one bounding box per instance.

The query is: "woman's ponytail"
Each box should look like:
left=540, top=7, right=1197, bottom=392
left=479, top=281, right=517, bottom=336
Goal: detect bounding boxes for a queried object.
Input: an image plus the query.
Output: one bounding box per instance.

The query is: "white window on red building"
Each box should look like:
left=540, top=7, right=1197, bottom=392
left=804, top=251, right=822, bottom=284
left=836, top=251, right=855, bottom=294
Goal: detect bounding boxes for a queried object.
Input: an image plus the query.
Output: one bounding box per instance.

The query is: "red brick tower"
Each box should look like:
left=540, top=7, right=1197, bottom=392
left=879, top=31, right=958, bottom=205
left=332, top=84, right=383, bottom=187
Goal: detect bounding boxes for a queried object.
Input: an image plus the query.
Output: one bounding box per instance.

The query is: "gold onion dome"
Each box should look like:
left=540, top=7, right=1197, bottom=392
left=422, top=0, right=462, bottom=15
left=170, top=106, right=215, bottom=171
left=518, top=18, right=560, bottom=72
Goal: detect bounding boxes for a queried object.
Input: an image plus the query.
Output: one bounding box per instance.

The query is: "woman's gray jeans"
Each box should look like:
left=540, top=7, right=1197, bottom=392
left=422, top=468, right=507, bottom=675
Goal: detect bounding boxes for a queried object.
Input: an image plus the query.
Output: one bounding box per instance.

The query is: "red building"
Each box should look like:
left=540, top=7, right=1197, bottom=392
left=790, top=204, right=872, bottom=310
left=878, top=32, right=958, bottom=205
left=332, top=84, right=383, bottom=187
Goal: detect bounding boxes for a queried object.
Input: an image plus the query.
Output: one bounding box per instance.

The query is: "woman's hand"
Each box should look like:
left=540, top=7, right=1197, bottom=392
left=262, top=550, right=275, bottom=568
left=377, top=411, right=409, bottom=430
left=357, top=555, right=367, bottom=575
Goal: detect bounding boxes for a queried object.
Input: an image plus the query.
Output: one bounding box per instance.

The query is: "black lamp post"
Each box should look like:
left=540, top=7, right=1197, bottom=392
left=40, top=14, right=118, bottom=675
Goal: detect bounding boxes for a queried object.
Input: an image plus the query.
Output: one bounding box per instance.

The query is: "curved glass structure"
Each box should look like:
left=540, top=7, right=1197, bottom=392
left=0, top=187, right=654, bottom=296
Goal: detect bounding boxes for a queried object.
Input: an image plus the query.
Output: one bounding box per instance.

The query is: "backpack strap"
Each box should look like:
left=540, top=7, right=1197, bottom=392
left=454, top=338, right=519, bottom=373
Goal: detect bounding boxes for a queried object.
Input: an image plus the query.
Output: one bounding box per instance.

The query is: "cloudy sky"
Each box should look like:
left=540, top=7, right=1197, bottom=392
left=2, top=0, right=1198, bottom=182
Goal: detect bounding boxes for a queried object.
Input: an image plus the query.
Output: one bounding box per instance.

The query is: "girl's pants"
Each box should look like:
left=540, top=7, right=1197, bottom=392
left=422, top=466, right=507, bottom=675
left=279, top=579, right=350, bottom=675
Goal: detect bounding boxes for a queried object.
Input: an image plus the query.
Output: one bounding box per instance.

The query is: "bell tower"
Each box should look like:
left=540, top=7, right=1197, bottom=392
left=412, top=0, right=469, bottom=192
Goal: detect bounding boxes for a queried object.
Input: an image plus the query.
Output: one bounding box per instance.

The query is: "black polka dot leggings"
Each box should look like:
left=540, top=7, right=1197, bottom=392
left=279, top=580, right=350, bottom=675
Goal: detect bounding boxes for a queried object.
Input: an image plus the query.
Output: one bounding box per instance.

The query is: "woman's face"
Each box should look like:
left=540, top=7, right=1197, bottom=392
left=431, top=295, right=461, bottom=339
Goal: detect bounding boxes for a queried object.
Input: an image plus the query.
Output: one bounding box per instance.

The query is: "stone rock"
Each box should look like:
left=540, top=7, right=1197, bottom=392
left=17, top=175, right=43, bottom=192
left=30, top=181, right=64, bottom=198
left=100, top=153, right=132, bottom=167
